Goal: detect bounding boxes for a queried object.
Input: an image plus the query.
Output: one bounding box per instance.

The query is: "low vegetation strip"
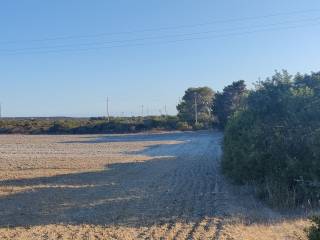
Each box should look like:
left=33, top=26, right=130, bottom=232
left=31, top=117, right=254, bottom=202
left=0, top=116, right=188, bottom=134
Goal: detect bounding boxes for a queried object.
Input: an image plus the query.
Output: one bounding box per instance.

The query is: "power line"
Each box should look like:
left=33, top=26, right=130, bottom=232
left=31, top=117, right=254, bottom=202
left=2, top=16, right=319, bottom=53
left=1, top=8, right=319, bottom=45
left=2, top=20, right=320, bottom=56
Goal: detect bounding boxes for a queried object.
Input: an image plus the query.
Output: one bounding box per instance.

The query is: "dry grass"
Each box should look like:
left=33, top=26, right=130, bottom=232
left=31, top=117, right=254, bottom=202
left=0, top=220, right=310, bottom=240
left=220, top=219, right=310, bottom=240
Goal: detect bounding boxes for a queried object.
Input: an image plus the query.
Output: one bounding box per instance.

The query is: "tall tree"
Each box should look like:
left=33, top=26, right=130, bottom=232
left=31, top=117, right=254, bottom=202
left=177, top=87, right=215, bottom=127
left=212, top=80, right=247, bottom=128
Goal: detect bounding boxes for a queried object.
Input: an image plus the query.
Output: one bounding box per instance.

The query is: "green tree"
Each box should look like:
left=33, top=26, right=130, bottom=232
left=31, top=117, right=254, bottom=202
left=212, top=80, right=247, bottom=128
left=177, top=87, right=215, bottom=127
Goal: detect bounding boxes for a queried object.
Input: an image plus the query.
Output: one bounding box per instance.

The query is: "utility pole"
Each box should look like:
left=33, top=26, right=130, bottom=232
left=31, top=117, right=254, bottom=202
left=106, top=97, right=110, bottom=122
left=164, top=105, right=167, bottom=116
left=194, top=93, right=198, bottom=125
left=141, top=105, right=144, bottom=117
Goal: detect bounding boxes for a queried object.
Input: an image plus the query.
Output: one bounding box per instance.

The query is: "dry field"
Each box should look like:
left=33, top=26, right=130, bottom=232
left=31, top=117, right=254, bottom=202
left=0, top=131, right=311, bottom=240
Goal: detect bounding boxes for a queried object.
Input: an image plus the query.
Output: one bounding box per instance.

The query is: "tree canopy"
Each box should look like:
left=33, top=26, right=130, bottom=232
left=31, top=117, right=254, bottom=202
left=176, top=87, right=215, bottom=127
left=212, top=80, right=247, bottom=128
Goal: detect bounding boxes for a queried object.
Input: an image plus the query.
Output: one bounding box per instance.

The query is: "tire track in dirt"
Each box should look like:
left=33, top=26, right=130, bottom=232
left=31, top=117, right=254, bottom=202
left=0, top=131, right=227, bottom=239
left=158, top=132, right=224, bottom=240
left=0, top=131, right=308, bottom=240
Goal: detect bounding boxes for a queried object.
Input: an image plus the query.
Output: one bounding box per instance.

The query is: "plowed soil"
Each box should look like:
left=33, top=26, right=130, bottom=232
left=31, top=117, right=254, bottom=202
left=0, top=131, right=309, bottom=239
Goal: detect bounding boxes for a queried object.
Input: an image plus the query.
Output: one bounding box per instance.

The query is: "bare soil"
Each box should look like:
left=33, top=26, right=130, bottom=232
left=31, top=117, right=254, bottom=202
left=0, top=131, right=310, bottom=239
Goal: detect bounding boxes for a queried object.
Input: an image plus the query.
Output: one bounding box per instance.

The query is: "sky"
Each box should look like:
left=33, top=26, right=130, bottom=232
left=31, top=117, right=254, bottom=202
left=1, top=1, right=320, bottom=117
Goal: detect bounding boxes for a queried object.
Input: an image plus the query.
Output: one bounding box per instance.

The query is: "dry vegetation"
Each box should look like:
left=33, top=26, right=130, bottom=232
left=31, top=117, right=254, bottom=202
left=0, top=131, right=311, bottom=239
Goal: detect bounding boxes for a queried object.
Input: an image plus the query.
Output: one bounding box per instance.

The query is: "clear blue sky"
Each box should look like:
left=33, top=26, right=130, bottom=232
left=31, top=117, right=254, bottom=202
left=1, top=1, right=320, bottom=117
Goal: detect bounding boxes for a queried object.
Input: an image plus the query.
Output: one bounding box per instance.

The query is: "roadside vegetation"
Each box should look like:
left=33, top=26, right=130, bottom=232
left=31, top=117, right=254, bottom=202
left=214, top=70, right=319, bottom=239
left=221, top=70, right=320, bottom=208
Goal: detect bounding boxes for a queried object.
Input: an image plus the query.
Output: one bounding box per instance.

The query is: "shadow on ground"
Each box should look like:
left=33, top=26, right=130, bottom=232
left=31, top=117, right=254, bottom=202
left=0, top=131, right=300, bottom=229
left=0, top=132, right=211, bottom=228
left=60, top=131, right=198, bottom=143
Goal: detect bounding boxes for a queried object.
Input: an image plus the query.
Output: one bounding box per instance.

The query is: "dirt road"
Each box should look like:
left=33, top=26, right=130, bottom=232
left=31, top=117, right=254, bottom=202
left=0, top=131, right=308, bottom=239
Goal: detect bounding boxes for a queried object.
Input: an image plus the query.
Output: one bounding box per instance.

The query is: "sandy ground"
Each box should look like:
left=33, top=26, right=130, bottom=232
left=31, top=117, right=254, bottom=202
left=0, top=131, right=310, bottom=239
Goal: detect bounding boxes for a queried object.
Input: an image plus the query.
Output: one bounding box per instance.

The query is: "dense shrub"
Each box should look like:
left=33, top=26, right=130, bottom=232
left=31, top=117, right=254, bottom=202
left=193, top=122, right=205, bottom=130
left=222, top=71, right=320, bottom=207
left=176, top=121, right=192, bottom=131
left=306, top=216, right=320, bottom=240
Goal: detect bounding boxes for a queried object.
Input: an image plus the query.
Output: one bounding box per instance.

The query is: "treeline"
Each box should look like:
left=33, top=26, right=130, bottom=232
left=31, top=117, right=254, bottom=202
left=0, top=87, right=220, bottom=134
left=0, top=116, right=186, bottom=134
left=220, top=70, right=320, bottom=208
left=176, top=81, right=247, bottom=129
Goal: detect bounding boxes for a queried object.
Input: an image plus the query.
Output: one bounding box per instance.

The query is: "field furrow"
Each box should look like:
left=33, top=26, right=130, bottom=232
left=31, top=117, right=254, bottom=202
left=0, top=131, right=309, bottom=240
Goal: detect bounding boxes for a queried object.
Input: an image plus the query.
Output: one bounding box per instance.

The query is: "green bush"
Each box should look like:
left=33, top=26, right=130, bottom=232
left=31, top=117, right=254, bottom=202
left=193, top=122, right=205, bottom=130
left=176, top=121, right=192, bottom=131
left=306, top=216, right=320, bottom=240
left=222, top=71, right=320, bottom=208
